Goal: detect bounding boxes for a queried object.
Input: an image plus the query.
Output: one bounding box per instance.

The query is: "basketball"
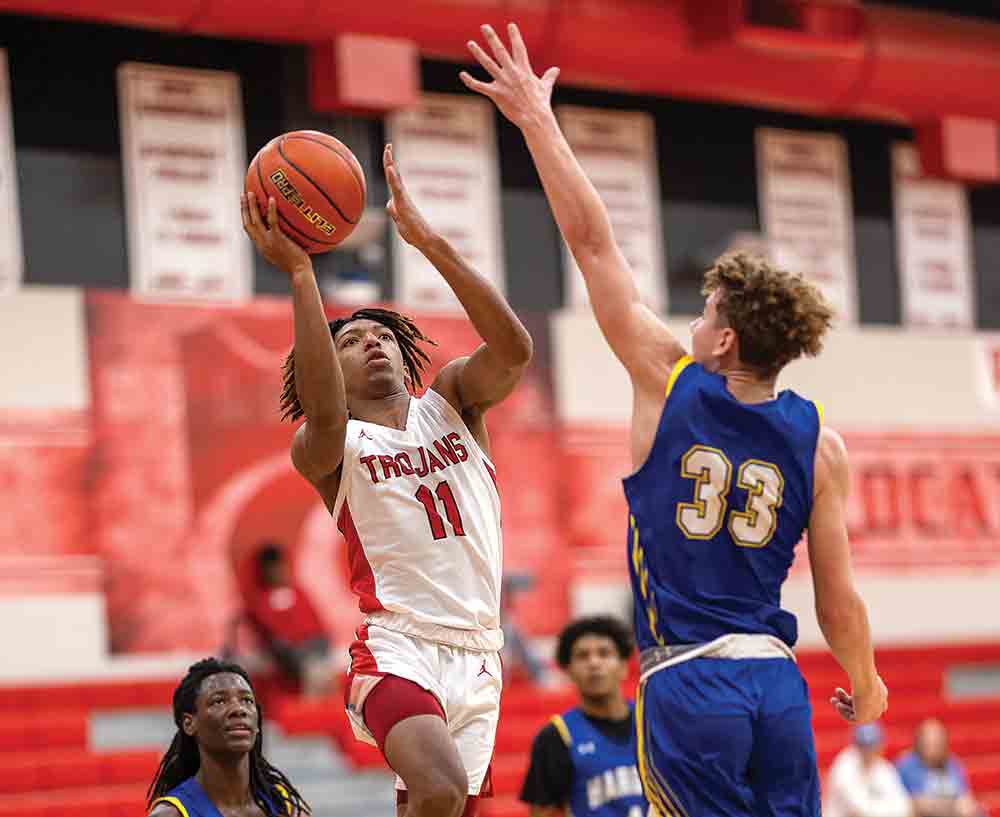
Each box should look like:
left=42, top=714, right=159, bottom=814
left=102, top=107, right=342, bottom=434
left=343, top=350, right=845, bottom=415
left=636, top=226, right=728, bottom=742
left=245, top=130, right=367, bottom=253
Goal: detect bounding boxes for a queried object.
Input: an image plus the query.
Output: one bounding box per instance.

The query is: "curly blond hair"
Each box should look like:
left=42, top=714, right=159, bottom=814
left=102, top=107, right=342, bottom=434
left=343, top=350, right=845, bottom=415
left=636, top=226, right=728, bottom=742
left=702, top=252, right=834, bottom=377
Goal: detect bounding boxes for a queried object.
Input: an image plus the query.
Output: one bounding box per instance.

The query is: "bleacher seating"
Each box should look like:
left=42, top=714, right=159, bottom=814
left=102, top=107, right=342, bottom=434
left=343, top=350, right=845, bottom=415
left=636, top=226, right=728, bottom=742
left=0, top=679, right=171, bottom=817
left=0, top=642, right=996, bottom=817
left=479, top=642, right=1000, bottom=817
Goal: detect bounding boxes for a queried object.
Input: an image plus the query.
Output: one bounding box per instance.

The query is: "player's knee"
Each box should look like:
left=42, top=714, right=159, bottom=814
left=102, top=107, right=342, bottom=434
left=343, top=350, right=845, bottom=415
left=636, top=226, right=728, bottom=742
left=410, top=769, right=467, bottom=817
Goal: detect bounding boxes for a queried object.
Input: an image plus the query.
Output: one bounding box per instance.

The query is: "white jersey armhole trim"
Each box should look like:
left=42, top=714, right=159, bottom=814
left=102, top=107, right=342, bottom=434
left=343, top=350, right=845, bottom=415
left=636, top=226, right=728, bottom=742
left=330, top=420, right=359, bottom=522
left=421, top=387, right=497, bottom=470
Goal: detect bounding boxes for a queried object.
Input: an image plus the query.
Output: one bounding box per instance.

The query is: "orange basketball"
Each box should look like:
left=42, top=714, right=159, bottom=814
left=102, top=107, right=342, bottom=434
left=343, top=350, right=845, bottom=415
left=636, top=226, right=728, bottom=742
left=245, top=130, right=366, bottom=253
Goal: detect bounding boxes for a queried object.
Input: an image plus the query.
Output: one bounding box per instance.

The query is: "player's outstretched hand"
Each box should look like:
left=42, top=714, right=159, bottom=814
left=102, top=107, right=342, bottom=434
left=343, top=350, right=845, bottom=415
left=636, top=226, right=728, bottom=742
left=830, top=675, right=888, bottom=724
left=384, top=143, right=433, bottom=250
left=460, top=23, right=560, bottom=131
left=241, top=191, right=312, bottom=278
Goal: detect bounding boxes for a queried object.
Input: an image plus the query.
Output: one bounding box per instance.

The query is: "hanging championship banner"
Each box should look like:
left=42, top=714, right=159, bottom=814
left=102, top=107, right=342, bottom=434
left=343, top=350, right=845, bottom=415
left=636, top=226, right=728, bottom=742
left=756, top=128, right=857, bottom=323
left=557, top=106, right=665, bottom=311
left=387, top=94, right=504, bottom=311
left=892, top=143, right=974, bottom=329
left=118, top=63, right=251, bottom=301
left=0, top=50, right=23, bottom=295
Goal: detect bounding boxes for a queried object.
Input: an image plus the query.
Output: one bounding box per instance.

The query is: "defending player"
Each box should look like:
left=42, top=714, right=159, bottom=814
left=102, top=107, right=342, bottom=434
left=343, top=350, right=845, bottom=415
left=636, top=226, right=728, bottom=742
left=146, top=657, right=309, bottom=817
left=240, top=143, right=532, bottom=817
left=520, top=617, right=649, bottom=817
left=462, top=23, right=887, bottom=817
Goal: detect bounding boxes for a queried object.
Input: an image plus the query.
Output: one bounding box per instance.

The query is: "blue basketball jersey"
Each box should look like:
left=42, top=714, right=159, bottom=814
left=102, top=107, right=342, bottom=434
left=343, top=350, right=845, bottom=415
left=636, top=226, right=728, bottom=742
left=551, top=705, right=649, bottom=817
left=153, top=776, right=287, bottom=817
left=623, top=356, right=821, bottom=650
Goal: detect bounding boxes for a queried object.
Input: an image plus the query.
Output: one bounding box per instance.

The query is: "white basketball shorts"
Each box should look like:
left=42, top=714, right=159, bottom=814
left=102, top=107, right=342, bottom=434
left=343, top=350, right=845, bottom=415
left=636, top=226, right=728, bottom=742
left=344, top=623, right=502, bottom=795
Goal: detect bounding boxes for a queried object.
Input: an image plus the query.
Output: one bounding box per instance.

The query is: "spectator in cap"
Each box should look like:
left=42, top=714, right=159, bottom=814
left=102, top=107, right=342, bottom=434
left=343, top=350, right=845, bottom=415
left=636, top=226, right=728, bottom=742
left=824, top=722, right=912, bottom=817
left=897, top=719, right=982, bottom=817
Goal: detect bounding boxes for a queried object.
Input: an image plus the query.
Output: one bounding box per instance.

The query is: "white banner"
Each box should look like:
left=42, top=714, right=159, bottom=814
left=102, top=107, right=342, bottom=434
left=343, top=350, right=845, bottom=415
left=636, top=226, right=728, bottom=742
left=118, top=63, right=250, bottom=301
left=892, top=143, right=974, bottom=329
left=756, top=128, right=857, bottom=323
left=557, top=106, right=665, bottom=311
left=387, top=94, right=504, bottom=311
left=0, top=50, right=23, bottom=295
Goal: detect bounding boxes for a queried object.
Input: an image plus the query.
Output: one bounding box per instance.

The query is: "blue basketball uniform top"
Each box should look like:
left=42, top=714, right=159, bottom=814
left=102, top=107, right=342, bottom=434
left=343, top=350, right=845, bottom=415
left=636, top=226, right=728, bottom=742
left=153, top=776, right=287, bottom=817
left=552, top=704, right=648, bottom=817
left=623, top=356, right=822, bottom=650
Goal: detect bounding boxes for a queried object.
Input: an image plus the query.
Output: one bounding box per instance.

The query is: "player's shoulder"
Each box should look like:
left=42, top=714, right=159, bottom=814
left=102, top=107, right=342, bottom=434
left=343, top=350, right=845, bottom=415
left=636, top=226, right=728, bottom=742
left=664, top=354, right=699, bottom=393
left=427, top=357, right=467, bottom=411
left=148, top=801, right=183, bottom=817
left=812, top=424, right=849, bottom=500
left=815, top=425, right=848, bottom=466
left=416, top=381, right=480, bottom=437
left=537, top=716, right=571, bottom=748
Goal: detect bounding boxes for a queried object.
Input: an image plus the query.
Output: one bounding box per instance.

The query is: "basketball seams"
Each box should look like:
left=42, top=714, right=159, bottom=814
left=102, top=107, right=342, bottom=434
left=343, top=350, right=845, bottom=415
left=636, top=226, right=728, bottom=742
left=252, top=153, right=338, bottom=250
left=276, top=137, right=358, bottom=226
left=288, top=133, right=367, bottom=194
left=245, top=130, right=365, bottom=254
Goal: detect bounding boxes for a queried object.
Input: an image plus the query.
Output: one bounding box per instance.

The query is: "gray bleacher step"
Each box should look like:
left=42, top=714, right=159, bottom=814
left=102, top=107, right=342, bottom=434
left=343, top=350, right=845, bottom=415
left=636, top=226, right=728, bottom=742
left=295, top=775, right=396, bottom=816
left=90, top=707, right=397, bottom=817
left=263, top=732, right=350, bottom=775
left=947, top=664, right=1000, bottom=698
left=91, top=708, right=175, bottom=750
left=314, top=805, right=397, bottom=817
left=92, top=709, right=341, bottom=771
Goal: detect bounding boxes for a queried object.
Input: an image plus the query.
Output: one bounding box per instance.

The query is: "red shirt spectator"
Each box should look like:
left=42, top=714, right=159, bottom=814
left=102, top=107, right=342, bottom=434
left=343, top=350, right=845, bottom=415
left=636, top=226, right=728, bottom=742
left=246, top=542, right=334, bottom=697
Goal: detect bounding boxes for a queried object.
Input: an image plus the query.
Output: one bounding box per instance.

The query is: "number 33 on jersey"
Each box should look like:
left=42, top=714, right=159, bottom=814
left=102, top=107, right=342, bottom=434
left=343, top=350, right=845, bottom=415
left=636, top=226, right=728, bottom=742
left=677, top=446, right=784, bottom=548
left=623, top=356, right=823, bottom=650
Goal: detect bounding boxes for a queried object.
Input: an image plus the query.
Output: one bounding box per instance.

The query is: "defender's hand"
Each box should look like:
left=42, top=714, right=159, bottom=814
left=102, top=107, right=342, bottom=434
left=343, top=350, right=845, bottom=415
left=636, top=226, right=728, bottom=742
left=384, top=143, right=434, bottom=250
left=830, top=675, right=888, bottom=724
left=460, top=23, right=560, bottom=131
left=241, top=191, right=312, bottom=278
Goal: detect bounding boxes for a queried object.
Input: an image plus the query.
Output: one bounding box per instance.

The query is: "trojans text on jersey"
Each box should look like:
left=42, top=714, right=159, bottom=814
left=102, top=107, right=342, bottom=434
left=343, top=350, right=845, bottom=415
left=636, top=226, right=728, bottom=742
left=358, top=431, right=469, bottom=484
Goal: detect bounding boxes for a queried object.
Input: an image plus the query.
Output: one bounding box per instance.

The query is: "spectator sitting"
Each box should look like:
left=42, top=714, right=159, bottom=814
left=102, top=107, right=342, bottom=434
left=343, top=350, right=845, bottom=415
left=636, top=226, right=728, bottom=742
left=245, top=541, right=335, bottom=698
left=824, top=722, right=912, bottom=817
left=897, top=719, right=982, bottom=817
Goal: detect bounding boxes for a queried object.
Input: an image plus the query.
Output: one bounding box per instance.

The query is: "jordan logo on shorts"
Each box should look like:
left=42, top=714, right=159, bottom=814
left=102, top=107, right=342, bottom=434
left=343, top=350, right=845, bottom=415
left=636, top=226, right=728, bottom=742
left=359, top=429, right=373, bottom=441
left=477, top=660, right=493, bottom=679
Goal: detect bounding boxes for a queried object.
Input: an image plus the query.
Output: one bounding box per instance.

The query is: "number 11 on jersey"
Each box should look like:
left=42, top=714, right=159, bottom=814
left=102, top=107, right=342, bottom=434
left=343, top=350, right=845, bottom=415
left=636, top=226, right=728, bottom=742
left=416, top=481, right=466, bottom=540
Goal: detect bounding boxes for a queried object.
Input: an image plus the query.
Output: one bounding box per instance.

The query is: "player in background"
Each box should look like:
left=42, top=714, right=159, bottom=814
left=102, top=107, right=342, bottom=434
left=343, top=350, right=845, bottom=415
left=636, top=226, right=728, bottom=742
left=146, top=657, right=308, bottom=817
left=520, top=616, right=649, bottom=817
left=462, top=23, right=887, bottom=817
left=241, top=143, right=532, bottom=817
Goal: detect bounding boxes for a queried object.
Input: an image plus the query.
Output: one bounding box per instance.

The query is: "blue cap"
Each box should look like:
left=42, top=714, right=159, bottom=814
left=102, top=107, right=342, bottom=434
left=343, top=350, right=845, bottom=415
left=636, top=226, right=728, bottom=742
left=854, top=722, right=884, bottom=747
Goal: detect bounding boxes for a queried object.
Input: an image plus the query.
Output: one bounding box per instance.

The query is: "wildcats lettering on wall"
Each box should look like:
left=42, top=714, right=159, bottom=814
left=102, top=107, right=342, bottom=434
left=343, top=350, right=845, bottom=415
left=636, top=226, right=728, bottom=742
left=842, top=432, right=1000, bottom=568
left=564, top=427, right=1000, bottom=575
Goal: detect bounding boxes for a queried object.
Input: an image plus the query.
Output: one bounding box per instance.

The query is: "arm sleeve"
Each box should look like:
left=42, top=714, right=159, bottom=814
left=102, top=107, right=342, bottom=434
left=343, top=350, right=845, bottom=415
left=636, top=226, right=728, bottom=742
left=519, top=724, right=573, bottom=807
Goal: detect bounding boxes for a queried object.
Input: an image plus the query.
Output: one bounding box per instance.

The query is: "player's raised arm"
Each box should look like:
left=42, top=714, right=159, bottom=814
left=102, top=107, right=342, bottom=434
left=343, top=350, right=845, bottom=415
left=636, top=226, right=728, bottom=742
left=383, top=143, right=532, bottom=414
left=461, top=23, right=685, bottom=395
left=241, top=192, right=349, bottom=483
left=807, top=425, right=888, bottom=725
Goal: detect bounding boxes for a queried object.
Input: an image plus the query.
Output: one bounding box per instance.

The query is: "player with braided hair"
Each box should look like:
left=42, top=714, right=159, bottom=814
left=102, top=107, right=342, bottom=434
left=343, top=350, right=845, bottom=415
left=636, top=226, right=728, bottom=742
left=241, top=142, right=532, bottom=817
left=279, top=307, right=436, bottom=423
left=147, top=657, right=308, bottom=817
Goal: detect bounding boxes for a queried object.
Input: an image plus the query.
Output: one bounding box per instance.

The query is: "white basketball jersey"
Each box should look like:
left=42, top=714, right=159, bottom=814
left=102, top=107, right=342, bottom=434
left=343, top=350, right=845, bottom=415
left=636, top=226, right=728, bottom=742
left=332, top=389, right=503, bottom=651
